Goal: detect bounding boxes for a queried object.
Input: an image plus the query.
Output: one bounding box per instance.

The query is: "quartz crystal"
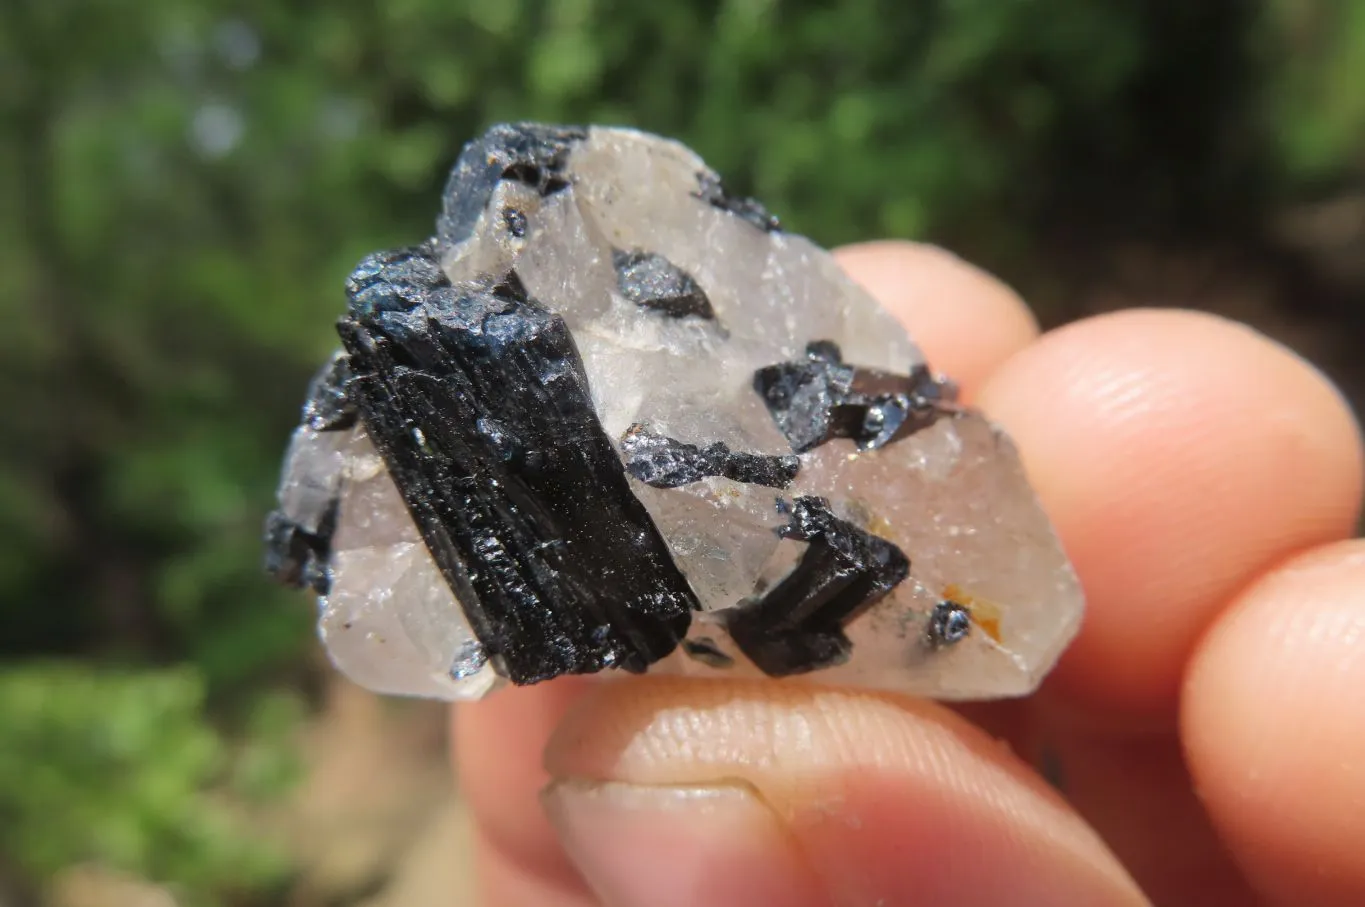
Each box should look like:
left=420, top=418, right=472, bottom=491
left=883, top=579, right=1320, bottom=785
left=264, top=124, right=1084, bottom=701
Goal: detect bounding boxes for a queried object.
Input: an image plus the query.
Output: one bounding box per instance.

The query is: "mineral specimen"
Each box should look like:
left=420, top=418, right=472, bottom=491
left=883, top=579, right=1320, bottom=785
left=265, top=123, right=1084, bottom=701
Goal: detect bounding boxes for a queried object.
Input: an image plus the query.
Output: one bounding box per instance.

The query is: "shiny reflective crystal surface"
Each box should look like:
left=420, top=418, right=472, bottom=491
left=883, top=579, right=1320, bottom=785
left=264, top=124, right=1084, bottom=701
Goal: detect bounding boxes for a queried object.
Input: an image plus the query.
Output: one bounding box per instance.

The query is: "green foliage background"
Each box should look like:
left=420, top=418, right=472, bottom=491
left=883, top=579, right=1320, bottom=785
left=1, top=0, right=1362, bottom=903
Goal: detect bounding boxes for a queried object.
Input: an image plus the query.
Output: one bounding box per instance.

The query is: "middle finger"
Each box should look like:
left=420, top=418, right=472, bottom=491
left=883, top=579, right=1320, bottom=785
left=978, top=308, right=1362, bottom=729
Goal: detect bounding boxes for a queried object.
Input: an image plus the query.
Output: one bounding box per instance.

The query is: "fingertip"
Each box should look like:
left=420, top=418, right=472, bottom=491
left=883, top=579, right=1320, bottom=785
left=977, top=308, right=1363, bottom=721
left=1183, top=539, right=1365, bottom=907
left=834, top=240, right=1040, bottom=399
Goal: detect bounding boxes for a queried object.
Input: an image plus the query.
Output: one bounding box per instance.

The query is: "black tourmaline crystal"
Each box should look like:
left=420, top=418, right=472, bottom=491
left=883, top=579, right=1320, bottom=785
left=722, top=497, right=910, bottom=676
left=619, top=424, right=798, bottom=489
left=334, top=247, right=694, bottom=684
left=754, top=341, right=958, bottom=453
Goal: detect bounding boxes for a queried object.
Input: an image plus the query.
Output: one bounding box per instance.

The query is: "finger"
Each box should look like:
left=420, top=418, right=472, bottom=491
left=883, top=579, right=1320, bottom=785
left=472, top=835, right=597, bottom=907
left=456, top=240, right=1044, bottom=904
left=543, top=678, right=1149, bottom=907
left=1183, top=539, right=1365, bottom=907
left=1031, top=727, right=1262, bottom=905
left=978, top=311, right=1362, bottom=898
left=977, top=309, right=1363, bottom=726
left=453, top=678, right=595, bottom=906
left=835, top=240, right=1039, bottom=400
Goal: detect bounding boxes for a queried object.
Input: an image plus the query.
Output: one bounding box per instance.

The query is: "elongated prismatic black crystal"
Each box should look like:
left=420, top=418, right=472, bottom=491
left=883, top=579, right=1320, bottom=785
left=723, top=496, right=910, bottom=676
left=334, top=247, right=695, bottom=684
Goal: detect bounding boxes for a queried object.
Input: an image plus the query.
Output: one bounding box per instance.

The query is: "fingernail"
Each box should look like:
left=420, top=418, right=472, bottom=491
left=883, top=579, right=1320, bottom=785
left=543, top=779, right=828, bottom=907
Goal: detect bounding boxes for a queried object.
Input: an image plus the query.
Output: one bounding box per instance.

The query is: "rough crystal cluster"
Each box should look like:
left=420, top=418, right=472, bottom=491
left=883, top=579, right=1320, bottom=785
left=264, top=124, right=1084, bottom=701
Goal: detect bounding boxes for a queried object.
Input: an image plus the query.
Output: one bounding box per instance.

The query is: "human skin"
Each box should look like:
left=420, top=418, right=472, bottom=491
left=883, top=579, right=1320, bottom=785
left=452, top=241, right=1365, bottom=907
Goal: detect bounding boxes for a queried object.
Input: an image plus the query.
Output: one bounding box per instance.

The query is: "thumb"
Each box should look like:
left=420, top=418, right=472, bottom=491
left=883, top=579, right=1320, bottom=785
left=542, top=678, right=1148, bottom=907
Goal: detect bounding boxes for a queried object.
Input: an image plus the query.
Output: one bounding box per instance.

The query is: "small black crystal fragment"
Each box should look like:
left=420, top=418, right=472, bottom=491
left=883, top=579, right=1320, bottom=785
left=436, top=124, right=586, bottom=246
left=754, top=341, right=955, bottom=453
left=927, top=601, right=972, bottom=649
left=263, top=503, right=337, bottom=595
left=694, top=171, right=781, bottom=232
left=619, top=424, right=798, bottom=489
left=612, top=249, right=715, bottom=319
left=265, top=355, right=355, bottom=591
left=502, top=207, right=528, bottom=238
left=805, top=339, right=842, bottom=363
left=301, top=352, right=357, bottom=432
left=681, top=637, right=735, bottom=669
left=490, top=268, right=530, bottom=302
left=335, top=251, right=696, bottom=684
left=724, top=496, right=909, bottom=676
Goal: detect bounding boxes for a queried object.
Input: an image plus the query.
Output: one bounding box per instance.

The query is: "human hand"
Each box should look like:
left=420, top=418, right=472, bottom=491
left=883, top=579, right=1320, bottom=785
left=452, top=241, right=1364, bottom=907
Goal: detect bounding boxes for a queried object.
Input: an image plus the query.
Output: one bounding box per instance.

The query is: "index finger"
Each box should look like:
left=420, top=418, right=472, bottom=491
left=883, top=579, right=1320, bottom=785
left=978, top=309, right=1363, bottom=727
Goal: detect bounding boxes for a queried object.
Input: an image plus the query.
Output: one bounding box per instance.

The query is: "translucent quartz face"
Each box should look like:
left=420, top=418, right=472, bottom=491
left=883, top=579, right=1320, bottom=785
left=277, top=425, right=501, bottom=699
left=266, top=125, right=1084, bottom=701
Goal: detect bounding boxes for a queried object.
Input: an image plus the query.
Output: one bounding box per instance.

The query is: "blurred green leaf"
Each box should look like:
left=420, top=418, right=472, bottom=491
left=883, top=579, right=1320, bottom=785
left=0, top=664, right=291, bottom=904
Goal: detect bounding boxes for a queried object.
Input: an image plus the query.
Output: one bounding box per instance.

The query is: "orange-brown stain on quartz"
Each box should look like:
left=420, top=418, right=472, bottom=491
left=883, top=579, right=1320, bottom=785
left=941, top=583, right=1003, bottom=644
left=865, top=513, right=895, bottom=538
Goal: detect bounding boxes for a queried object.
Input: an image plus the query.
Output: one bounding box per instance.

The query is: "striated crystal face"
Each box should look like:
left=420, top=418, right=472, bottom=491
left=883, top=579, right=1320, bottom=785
left=264, top=124, right=1084, bottom=701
